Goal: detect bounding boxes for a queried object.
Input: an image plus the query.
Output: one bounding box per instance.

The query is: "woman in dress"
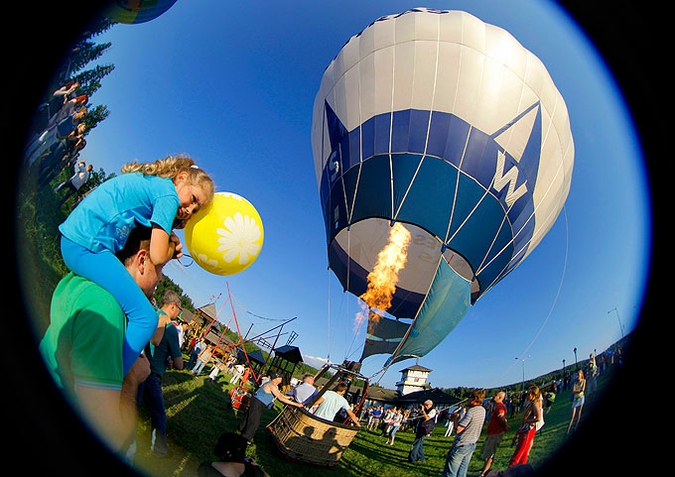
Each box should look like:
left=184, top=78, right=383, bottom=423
left=567, top=369, right=586, bottom=433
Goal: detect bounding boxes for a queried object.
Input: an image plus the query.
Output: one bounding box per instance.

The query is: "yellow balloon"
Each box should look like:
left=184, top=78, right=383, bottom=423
left=184, top=192, right=264, bottom=275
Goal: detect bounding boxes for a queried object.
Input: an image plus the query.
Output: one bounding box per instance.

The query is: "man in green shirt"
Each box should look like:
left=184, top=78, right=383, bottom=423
left=39, top=226, right=167, bottom=456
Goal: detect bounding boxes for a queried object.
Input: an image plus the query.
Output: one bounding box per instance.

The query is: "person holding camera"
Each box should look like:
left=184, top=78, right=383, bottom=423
left=407, top=399, right=437, bottom=463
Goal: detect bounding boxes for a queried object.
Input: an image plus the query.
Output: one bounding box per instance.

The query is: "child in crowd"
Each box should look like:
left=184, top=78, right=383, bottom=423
left=58, top=154, right=215, bottom=373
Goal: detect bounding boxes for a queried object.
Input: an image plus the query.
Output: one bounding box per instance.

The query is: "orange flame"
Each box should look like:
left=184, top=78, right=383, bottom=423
left=358, top=222, right=411, bottom=324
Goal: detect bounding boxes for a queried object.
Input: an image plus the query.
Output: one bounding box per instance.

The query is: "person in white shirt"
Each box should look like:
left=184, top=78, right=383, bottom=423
left=230, top=363, right=246, bottom=384
left=54, top=160, right=93, bottom=207
left=289, top=374, right=317, bottom=404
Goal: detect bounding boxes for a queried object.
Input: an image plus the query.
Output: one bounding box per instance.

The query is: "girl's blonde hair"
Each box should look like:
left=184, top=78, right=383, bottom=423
left=526, top=384, right=541, bottom=401
left=121, top=154, right=215, bottom=204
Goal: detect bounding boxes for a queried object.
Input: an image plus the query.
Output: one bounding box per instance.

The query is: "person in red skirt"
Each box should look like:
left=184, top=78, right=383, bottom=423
left=508, top=385, right=543, bottom=467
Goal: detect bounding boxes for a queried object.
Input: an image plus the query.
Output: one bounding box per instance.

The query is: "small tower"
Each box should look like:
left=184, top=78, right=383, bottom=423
left=396, top=364, right=432, bottom=395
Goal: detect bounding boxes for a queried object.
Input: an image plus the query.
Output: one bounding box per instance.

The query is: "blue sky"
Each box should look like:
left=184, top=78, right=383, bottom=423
left=75, top=0, right=650, bottom=390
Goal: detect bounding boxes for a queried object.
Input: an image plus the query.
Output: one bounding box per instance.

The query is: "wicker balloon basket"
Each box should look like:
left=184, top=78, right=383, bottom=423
left=268, top=406, right=359, bottom=468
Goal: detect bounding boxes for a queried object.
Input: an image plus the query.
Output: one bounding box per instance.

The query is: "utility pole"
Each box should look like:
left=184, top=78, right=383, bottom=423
left=573, top=347, right=578, bottom=371
left=608, top=307, right=625, bottom=337
left=515, top=356, right=530, bottom=392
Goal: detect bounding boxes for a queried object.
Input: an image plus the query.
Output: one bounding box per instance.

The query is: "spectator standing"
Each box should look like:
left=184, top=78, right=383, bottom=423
left=230, top=363, right=246, bottom=385
left=381, top=407, right=395, bottom=435
left=385, top=408, right=403, bottom=445
left=508, top=385, right=543, bottom=467
left=368, top=406, right=383, bottom=431
left=441, top=389, right=487, bottom=477
left=478, top=391, right=510, bottom=477
left=586, top=353, right=598, bottom=398
left=543, top=384, right=557, bottom=414
left=136, top=290, right=184, bottom=458
left=237, top=373, right=302, bottom=443
left=240, top=366, right=252, bottom=386
left=29, top=80, right=80, bottom=135
left=54, top=160, right=93, bottom=207
left=408, top=399, right=438, bottom=463
left=566, top=369, right=586, bottom=434
left=191, top=344, right=214, bottom=376
left=188, top=338, right=206, bottom=370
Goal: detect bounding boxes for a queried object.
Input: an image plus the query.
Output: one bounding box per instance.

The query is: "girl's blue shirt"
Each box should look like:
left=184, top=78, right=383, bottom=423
left=59, top=173, right=179, bottom=253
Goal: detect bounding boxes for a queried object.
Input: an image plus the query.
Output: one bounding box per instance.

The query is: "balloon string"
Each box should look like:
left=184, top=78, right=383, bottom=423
left=486, top=206, right=570, bottom=389
left=176, top=254, right=194, bottom=267
left=326, top=267, right=331, bottom=363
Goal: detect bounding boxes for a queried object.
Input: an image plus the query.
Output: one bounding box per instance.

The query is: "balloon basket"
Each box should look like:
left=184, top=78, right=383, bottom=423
left=268, top=406, right=359, bottom=469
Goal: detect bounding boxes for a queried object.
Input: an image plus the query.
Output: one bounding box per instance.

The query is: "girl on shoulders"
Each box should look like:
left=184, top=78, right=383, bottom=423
left=58, top=154, right=215, bottom=374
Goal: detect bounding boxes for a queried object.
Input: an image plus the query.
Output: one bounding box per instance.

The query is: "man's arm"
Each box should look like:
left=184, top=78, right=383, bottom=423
left=269, top=383, right=303, bottom=408
left=74, top=355, right=150, bottom=453
left=172, top=355, right=184, bottom=370
left=150, top=312, right=171, bottom=346
left=497, top=410, right=510, bottom=431
left=346, top=408, right=361, bottom=427
left=167, top=325, right=184, bottom=370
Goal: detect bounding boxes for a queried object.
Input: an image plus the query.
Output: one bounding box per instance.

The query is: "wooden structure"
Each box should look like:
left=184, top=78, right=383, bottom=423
left=268, top=360, right=367, bottom=468
left=267, top=345, right=303, bottom=391
left=235, top=347, right=266, bottom=379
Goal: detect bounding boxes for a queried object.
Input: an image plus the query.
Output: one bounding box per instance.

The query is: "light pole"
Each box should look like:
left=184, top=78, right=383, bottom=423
left=562, top=358, right=566, bottom=378
left=608, top=307, right=625, bottom=338
left=515, top=356, right=531, bottom=392
left=573, top=347, right=578, bottom=371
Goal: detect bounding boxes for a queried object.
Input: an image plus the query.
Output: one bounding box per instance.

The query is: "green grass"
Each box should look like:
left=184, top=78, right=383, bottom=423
left=129, top=364, right=616, bottom=477
left=16, top=164, right=71, bottom=337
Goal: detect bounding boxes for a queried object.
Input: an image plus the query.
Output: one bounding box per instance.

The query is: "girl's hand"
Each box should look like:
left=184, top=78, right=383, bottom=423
left=170, top=232, right=183, bottom=259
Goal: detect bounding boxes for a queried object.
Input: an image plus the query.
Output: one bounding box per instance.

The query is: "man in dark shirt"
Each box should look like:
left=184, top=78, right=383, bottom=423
left=136, top=290, right=184, bottom=458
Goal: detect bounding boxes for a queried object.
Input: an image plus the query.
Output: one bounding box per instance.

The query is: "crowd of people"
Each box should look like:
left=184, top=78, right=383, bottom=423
left=25, top=80, right=92, bottom=194
left=348, top=356, right=613, bottom=477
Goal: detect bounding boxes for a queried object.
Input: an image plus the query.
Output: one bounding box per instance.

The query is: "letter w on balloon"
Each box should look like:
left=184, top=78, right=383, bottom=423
left=492, top=150, right=528, bottom=207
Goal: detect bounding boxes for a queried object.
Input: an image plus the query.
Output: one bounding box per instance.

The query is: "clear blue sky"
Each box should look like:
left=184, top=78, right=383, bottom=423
left=77, top=0, right=650, bottom=390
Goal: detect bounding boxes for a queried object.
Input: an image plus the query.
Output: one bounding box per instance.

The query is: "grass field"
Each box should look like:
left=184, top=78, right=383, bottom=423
left=128, top=362, right=615, bottom=477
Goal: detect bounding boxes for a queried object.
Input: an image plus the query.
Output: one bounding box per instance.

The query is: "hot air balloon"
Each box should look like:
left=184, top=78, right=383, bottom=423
left=311, top=8, right=574, bottom=365
left=105, top=0, right=179, bottom=24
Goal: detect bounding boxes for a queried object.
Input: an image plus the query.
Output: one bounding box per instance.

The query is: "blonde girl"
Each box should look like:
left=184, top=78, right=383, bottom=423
left=567, top=369, right=586, bottom=433
left=58, top=154, right=214, bottom=374
left=508, top=385, right=543, bottom=467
